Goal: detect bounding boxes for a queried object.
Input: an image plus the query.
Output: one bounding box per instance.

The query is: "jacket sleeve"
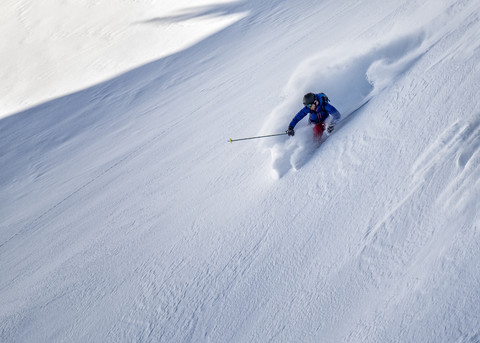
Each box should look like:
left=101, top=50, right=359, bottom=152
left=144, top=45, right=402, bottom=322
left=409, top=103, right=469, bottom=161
left=325, top=103, right=341, bottom=122
left=289, top=107, right=309, bottom=128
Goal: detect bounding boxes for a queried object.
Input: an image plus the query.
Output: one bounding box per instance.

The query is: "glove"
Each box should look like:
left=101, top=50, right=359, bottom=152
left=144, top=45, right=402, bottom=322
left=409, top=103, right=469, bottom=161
left=327, top=122, right=335, bottom=134
left=286, top=126, right=295, bottom=136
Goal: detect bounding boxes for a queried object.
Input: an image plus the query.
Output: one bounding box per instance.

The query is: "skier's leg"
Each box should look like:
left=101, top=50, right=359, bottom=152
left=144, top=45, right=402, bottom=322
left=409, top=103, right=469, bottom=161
left=313, top=123, right=325, bottom=140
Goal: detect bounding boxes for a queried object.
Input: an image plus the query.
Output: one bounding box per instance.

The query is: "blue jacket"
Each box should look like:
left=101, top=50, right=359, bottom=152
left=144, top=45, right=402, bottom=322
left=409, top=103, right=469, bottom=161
left=289, top=93, right=341, bottom=128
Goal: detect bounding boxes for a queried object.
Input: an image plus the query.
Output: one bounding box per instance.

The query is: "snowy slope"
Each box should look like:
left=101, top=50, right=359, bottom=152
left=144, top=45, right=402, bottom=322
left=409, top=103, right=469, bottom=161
left=0, top=0, right=244, bottom=118
left=1, top=0, right=480, bottom=342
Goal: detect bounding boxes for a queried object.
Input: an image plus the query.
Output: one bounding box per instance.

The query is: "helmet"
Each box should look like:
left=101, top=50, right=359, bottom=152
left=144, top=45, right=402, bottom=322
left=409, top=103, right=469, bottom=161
left=303, top=92, right=316, bottom=106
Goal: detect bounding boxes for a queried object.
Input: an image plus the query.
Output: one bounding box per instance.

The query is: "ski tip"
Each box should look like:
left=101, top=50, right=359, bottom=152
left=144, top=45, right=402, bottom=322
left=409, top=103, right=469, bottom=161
left=228, top=138, right=233, bottom=143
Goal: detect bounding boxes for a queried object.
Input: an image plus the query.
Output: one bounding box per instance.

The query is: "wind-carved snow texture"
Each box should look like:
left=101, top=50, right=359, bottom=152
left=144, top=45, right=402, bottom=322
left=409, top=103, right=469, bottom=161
left=262, top=30, right=426, bottom=179
left=355, top=114, right=480, bottom=341
left=412, top=116, right=480, bottom=219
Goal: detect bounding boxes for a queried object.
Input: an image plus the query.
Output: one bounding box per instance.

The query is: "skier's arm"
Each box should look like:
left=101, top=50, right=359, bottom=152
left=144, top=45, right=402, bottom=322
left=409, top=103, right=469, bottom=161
left=288, top=107, right=310, bottom=129
left=325, top=103, right=341, bottom=122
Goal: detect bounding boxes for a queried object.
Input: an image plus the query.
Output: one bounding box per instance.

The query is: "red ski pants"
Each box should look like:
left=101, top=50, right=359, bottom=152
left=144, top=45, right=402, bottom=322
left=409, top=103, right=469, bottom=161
left=313, top=123, right=325, bottom=139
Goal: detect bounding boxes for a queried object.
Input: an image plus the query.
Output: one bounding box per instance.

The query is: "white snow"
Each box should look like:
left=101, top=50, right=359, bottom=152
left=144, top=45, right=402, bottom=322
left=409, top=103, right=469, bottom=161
left=1, top=0, right=480, bottom=342
left=0, top=0, right=245, bottom=118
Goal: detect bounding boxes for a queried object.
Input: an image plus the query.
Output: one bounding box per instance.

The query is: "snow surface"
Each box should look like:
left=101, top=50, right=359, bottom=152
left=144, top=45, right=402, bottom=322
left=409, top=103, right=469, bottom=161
left=0, top=0, right=245, bottom=118
left=1, top=0, right=480, bottom=342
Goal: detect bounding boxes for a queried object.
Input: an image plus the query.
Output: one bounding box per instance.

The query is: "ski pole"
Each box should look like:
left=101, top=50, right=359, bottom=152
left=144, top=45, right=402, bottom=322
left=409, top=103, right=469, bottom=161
left=228, top=132, right=288, bottom=143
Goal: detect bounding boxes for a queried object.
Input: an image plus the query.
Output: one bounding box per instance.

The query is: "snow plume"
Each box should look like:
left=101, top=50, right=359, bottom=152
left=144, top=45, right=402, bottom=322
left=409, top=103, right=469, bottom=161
left=262, top=29, right=427, bottom=178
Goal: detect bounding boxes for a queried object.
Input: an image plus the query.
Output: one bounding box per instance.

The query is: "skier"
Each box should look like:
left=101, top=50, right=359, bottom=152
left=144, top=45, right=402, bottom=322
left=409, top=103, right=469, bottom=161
left=286, top=92, right=341, bottom=139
